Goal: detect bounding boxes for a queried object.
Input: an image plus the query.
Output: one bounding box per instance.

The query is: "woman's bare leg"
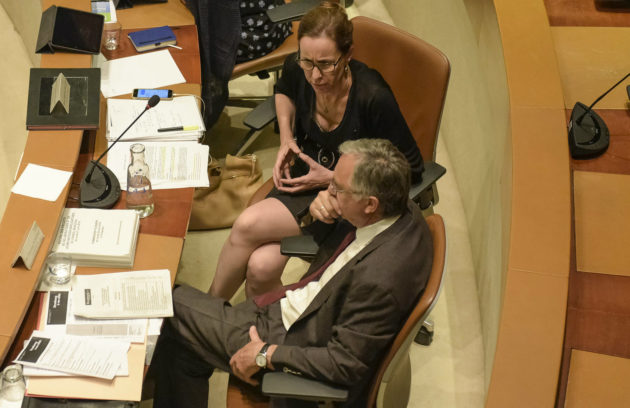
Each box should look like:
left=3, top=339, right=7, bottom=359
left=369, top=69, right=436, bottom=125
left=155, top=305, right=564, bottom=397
left=209, top=198, right=300, bottom=299
left=245, top=242, right=288, bottom=298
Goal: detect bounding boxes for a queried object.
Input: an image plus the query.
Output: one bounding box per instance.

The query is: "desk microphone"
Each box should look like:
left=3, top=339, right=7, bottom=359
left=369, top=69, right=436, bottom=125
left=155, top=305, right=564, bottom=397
left=80, top=95, right=160, bottom=208
left=568, top=72, right=630, bottom=159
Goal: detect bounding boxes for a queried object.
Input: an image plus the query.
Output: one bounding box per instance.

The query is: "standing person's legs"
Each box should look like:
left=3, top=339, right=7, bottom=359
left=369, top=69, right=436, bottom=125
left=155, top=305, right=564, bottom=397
left=210, top=198, right=300, bottom=299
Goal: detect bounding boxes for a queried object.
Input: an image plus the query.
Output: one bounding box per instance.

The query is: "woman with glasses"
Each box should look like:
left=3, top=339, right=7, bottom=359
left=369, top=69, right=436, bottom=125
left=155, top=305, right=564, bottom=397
left=210, top=1, right=423, bottom=300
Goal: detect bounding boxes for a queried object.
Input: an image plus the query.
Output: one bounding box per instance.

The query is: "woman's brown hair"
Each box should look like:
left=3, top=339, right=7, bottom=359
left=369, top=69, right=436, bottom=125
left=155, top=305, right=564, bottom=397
left=298, top=1, right=353, bottom=54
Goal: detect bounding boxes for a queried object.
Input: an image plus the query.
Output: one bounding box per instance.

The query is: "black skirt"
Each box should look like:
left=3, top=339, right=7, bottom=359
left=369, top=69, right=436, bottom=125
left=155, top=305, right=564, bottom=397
left=266, top=187, right=321, bottom=223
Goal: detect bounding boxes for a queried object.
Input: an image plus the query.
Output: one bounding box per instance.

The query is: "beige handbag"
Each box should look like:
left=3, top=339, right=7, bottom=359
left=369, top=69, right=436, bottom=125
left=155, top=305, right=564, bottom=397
left=189, top=154, right=264, bottom=230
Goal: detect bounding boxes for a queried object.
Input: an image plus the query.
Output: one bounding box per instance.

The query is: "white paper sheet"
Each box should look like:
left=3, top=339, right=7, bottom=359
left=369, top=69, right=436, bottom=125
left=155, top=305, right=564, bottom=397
left=71, top=269, right=174, bottom=319
left=100, top=50, right=185, bottom=98
left=15, top=331, right=129, bottom=380
left=11, top=163, right=72, bottom=202
left=106, top=141, right=209, bottom=189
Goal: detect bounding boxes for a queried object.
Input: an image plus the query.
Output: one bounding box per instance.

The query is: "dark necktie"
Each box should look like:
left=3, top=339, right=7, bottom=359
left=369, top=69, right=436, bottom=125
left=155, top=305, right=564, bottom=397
left=253, top=229, right=356, bottom=307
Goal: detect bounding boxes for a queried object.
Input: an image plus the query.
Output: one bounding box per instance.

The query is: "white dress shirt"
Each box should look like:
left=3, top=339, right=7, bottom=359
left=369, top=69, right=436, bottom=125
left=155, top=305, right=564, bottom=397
left=280, top=215, right=399, bottom=330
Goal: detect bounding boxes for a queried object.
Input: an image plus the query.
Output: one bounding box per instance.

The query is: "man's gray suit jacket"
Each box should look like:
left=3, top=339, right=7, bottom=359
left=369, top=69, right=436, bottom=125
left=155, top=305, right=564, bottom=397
left=270, top=201, right=433, bottom=405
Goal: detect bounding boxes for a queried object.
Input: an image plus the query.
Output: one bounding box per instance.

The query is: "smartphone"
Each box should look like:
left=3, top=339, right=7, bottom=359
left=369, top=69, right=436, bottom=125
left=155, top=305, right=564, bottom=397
left=132, top=88, right=173, bottom=100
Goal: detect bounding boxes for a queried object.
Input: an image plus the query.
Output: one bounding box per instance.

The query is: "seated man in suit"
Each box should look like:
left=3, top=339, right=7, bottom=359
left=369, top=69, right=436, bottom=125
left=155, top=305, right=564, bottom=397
left=146, top=138, right=433, bottom=407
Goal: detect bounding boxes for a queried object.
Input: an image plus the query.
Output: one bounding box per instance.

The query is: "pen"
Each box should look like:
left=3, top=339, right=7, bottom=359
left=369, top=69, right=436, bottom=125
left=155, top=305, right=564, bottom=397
left=158, top=125, right=199, bottom=132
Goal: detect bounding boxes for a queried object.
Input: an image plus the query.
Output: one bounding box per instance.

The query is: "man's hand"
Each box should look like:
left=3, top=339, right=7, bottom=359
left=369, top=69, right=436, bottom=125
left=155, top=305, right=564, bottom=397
left=278, top=153, right=333, bottom=193
left=229, top=326, right=266, bottom=386
left=310, top=189, right=341, bottom=223
left=273, top=140, right=301, bottom=189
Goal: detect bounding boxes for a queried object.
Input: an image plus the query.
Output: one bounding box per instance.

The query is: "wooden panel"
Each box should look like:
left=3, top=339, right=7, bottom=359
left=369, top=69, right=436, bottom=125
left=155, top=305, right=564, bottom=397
left=485, top=269, right=568, bottom=407
left=487, top=0, right=571, bottom=406
left=551, top=26, right=630, bottom=109
left=493, top=1, right=565, bottom=108
left=545, top=0, right=630, bottom=27
left=569, top=109, right=630, bottom=175
left=569, top=271, right=630, bottom=314
left=565, top=350, right=630, bottom=408
left=508, top=106, right=571, bottom=276
left=574, top=171, right=630, bottom=276
left=113, top=189, right=194, bottom=238
left=566, top=307, right=630, bottom=358
left=0, top=183, right=71, bottom=340
left=117, top=0, right=194, bottom=29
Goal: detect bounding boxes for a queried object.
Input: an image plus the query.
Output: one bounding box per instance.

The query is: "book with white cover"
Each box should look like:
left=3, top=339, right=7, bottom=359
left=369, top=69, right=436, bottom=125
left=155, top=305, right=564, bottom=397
left=51, top=208, right=140, bottom=268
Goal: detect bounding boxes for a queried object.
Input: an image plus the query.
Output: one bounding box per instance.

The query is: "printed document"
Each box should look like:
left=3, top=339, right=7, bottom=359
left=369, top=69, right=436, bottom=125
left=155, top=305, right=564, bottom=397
left=15, top=331, right=129, bottom=380
left=100, top=50, right=185, bottom=98
left=106, top=141, right=209, bottom=189
left=107, top=96, right=205, bottom=141
left=51, top=208, right=140, bottom=268
left=72, top=269, right=174, bottom=319
left=43, top=291, right=148, bottom=343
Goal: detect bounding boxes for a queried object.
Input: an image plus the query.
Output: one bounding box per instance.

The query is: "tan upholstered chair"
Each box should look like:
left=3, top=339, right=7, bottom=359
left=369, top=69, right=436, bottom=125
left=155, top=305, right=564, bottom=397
left=225, top=213, right=448, bottom=407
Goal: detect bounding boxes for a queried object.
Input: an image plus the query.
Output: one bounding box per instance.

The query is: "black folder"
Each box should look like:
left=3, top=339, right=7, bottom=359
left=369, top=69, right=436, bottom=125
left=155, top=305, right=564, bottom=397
left=36, top=6, right=104, bottom=54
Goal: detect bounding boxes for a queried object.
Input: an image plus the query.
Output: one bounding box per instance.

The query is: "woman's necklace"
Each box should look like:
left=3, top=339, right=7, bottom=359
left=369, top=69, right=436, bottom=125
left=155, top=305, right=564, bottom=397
left=315, top=73, right=352, bottom=130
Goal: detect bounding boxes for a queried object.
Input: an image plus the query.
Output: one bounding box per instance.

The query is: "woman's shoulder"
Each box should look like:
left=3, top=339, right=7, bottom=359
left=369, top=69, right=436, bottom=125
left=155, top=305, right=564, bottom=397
left=350, top=59, right=388, bottom=87
left=350, top=59, right=395, bottom=104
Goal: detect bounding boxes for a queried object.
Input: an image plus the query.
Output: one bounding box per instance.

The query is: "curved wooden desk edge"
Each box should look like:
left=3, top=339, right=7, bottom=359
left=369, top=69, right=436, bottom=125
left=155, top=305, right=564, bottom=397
left=486, top=1, right=571, bottom=406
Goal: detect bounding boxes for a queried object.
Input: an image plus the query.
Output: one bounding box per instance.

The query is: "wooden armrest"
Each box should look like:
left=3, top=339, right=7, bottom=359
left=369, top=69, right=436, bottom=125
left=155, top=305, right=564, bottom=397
left=262, top=372, right=348, bottom=402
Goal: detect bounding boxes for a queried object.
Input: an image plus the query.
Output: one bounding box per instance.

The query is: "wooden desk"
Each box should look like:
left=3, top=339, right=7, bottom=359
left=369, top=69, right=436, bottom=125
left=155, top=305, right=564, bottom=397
left=0, top=0, right=198, bottom=380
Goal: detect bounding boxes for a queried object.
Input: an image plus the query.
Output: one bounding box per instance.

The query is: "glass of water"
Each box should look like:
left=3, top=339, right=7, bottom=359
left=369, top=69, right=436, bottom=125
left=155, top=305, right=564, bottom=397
left=0, top=364, right=25, bottom=404
left=45, top=253, right=74, bottom=285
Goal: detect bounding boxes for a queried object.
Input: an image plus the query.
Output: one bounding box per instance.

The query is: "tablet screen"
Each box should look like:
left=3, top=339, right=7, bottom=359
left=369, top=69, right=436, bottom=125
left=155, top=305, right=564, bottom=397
left=52, top=7, right=104, bottom=54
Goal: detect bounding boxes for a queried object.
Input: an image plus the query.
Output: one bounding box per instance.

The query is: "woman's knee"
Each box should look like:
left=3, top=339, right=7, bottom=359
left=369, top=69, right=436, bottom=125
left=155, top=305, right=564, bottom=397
left=246, top=248, right=285, bottom=287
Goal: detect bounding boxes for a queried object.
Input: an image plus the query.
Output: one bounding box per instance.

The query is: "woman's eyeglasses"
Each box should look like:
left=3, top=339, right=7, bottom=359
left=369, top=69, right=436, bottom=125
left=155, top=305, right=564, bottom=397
left=296, top=54, right=343, bottom=73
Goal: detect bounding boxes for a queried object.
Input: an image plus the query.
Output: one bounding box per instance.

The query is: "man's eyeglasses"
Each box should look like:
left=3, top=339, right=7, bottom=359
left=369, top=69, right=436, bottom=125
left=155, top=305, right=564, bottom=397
left=296, top=54, right=343, bottom=73
left=328, top=180, right=355, bottom=196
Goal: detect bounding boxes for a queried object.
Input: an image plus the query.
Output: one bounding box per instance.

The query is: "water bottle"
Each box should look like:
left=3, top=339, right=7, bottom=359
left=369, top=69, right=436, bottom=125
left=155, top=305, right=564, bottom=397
left=126, top=143, right=154, bottom=218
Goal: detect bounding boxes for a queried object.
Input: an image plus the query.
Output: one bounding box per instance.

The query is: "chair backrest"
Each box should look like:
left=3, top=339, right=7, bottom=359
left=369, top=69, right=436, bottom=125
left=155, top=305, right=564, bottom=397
left=351, top=16, right=450, bottom=163
left=366, top=213, right=447, bottom=407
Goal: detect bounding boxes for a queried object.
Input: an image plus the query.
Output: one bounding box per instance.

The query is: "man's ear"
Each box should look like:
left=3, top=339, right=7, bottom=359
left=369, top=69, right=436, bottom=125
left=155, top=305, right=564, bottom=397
left=363, top=196, right=379, bottom=215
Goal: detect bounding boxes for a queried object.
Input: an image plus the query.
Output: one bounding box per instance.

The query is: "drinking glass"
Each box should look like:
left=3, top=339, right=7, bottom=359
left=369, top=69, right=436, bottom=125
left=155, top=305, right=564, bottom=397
left=45, top=252, right=74, bottom=285
left=103, top=22, right=122, bottom=51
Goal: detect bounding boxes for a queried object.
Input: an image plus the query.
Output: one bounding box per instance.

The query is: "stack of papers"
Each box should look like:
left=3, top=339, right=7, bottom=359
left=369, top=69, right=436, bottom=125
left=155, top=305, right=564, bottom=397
left=16, top=270, right=171, bottom=391
left=107, top=96, right=205, bottom=142
left=106, top=141, right=210, bottom=190
left=51, top=209, right=140, bottom=268
left=71, top=269, right=174, bottom=319
left=16, top=332, right=129, bottom=380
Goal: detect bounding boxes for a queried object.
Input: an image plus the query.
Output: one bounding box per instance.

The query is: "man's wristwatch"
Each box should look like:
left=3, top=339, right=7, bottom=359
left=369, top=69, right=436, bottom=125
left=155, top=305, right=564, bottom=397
left=255, top=343, right=270, bottom=369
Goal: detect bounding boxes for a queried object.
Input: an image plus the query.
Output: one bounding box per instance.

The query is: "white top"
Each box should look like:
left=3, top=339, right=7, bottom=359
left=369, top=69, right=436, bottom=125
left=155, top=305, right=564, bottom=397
left=280, top=215, right=400, bottom=330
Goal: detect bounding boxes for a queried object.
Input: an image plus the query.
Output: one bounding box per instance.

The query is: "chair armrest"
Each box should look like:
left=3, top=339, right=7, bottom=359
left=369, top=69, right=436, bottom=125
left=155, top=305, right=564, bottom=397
left=262, top=372, right=348, bottom=402
left=243, top=96, right=276, bottom=130
left=267, top=0, right=321, bottom=23
left=280, top=234, right=319, bottom=258
left=409, top=161, right=446, bottom=202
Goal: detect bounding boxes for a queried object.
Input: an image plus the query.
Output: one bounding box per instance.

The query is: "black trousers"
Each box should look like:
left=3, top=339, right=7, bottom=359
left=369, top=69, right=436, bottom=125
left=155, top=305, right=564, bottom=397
left=146, top=285, right=286, bottom=408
